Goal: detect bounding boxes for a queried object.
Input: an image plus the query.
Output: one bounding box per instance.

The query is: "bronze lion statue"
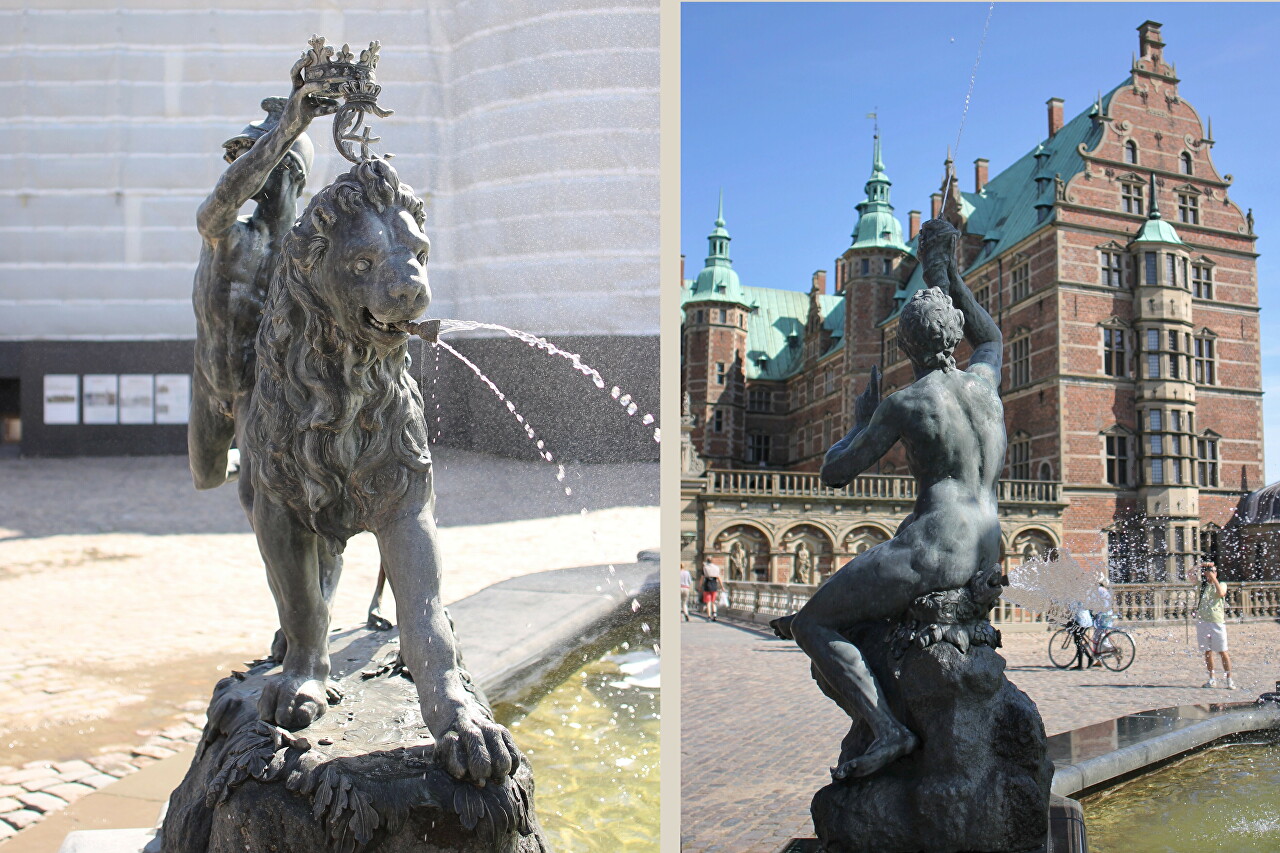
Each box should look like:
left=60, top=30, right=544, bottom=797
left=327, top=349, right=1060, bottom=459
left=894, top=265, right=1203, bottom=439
left=228, top=158, right=519, bottom=787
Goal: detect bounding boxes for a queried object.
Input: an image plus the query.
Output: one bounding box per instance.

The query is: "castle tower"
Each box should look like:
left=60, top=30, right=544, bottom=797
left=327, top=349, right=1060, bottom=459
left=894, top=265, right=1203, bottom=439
left=1129, top=173, right=1199, bottom=580
left=837, top=132, right=911, bottom=381
left=681, top=193, right=753, bottom=465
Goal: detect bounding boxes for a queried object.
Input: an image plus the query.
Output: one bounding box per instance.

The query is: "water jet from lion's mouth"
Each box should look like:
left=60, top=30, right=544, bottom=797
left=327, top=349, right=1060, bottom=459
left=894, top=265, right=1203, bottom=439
left=399, top=318, right=659, bottom=444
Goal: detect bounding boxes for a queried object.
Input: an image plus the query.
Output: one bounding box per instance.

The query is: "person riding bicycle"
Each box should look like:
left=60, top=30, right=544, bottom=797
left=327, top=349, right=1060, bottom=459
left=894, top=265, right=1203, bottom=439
left=1093, top=577, right=1115, bottom=646
left=1069, top=605, right=1096, bottom=670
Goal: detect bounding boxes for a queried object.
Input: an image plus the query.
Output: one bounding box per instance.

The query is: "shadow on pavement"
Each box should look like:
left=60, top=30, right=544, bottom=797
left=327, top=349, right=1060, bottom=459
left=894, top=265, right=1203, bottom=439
left=0, top=448, right=657, bottom=539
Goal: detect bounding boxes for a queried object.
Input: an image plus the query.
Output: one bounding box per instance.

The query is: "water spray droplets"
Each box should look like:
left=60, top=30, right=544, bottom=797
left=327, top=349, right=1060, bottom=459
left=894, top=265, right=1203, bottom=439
left=433, top=319, right=658, bottom=442
left=437, top=340, right=574, bottom=497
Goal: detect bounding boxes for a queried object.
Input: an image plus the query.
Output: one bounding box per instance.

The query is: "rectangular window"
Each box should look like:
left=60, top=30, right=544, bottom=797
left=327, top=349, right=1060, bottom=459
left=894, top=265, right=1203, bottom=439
left=1147, top=329, right=1160, bottom=351
left=747, top=433, right=771, bottom=464
left=695, top=309, right=704, bottom=324
left=1011, top=263, right=1030, bottom=302
left=860, top=258, right=870, bottom=275
left=1171, top=410, right=1182, bottom=432
left=1192, top=265, right=1213, bottom=299
left=1122, top=183, right=1144, bottom=215
left=974, top=285, right=990, bottom=314
left=1178, top=193, right=1200, bottom=225
left=718, top=309, right=727, bottom=323
left=1011, top=336, right=1031, bottom=388
left=1197, top=438, right=1219, bottom=486
left=1103, top=328, right=1127, bottom=377
left=715, top=362, right=726, bottom=385
left=1169, top=331, right=1181, bottom=379
left=1151, top=457, right=1164, bottom=484
left=1194, top=337, right=1216, bottom=385
left=882, top=258, right=892, bottom=275
left=1011, top=439, right=1031, bottom=480
left=747, top=388, right=770, bottom=412
left=1165, top=254, right=1176, bottom=288
left=1101, top=251, right=1124, bottom=287
left=824, top=371, right=834, bottom=396
left=1150, top=434, right=1163, bottom=455
left=712, top=409, right=724, bottom=432
left=885, top=331, right=899, bottom=365
left=1187, top=266, right=1208, bottom=298
left=1106, top=435, right=1131, bottom=486
left=1145, top=252, right=1158, bottom=285
left=1149, top=409, right=1162, bottom=431
left=1147, top=353, right=1161, bottom=379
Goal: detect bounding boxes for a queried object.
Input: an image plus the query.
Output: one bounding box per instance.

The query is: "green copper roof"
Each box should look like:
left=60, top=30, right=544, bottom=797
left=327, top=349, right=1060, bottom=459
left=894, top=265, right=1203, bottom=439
left=884, top=82, right=1125, bottom=322
left=684, top=192, right=753, bottom=307
left=1132, top=172, right=1184, bottom=245
left=741, top=286, right=844, bottom=380
left=850, top=134, right=909, bottom=252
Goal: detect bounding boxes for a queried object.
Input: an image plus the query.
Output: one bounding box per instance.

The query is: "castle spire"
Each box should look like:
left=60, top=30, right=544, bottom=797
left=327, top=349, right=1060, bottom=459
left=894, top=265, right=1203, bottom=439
left=850, top=131, right=906, bottom=252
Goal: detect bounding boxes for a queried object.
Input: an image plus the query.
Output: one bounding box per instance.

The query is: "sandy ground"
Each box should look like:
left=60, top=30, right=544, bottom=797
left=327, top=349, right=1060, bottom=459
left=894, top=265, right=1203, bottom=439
left=0, top=450, right=657, bottom=766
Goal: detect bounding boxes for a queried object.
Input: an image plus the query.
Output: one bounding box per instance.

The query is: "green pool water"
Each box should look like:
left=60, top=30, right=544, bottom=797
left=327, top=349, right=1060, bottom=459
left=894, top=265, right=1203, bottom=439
left=1081, top=737, right=1280, bottom=852
left=498, top=641, right=660, bottom=851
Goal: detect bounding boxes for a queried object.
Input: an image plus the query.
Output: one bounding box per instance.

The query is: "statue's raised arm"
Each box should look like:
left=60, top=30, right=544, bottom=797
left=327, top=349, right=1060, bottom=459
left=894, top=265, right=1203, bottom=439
left=195, top=60, right=338, bottom=241
left=919, top=218, right=1002, bottom=390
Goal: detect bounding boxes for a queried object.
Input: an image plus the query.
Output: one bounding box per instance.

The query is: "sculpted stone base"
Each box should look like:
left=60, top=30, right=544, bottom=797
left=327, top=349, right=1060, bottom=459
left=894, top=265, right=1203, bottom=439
left=157, top=627, right=547, bottom=853
left=810, top=617, right=1052, bottom=853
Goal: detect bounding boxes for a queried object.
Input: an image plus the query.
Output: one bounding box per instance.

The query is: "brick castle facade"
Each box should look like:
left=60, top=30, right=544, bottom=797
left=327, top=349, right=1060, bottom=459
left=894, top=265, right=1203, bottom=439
left=680, top=21, right=1264, bottom=586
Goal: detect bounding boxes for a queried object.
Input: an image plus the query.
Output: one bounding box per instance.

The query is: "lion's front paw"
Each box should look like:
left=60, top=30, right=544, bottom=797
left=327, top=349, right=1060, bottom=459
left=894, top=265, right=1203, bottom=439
left=436, top=710, right=521, bottom=786
left=258, top=673, right=330, bottom=731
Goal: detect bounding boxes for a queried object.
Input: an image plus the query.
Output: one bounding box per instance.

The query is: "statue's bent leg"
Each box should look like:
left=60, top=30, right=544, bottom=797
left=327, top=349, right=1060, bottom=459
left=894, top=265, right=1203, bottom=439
left=188, top=371, right=235, bottom=490
left=251, top=493, right=331, bottom=730
left=789, top=547, right=921, bottom=780
left=374, top=496, right=520, bottom=786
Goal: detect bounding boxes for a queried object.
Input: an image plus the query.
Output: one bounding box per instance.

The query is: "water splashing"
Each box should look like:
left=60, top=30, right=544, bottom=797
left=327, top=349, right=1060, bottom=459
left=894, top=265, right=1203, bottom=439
left=1003, top=548, right=1108, bottom=620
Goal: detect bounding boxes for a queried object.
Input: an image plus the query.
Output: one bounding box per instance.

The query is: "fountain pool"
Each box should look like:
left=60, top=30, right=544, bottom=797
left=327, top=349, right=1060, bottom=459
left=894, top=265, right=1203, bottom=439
left=496, top=639, right=660, bottom=851
left=1081, top=730, right=1280, bottom=852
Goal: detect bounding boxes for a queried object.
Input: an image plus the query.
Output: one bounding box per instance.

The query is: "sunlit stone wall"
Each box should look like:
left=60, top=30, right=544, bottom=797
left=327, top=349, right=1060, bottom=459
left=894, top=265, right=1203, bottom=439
left=0, top=0, right=659, bottom=341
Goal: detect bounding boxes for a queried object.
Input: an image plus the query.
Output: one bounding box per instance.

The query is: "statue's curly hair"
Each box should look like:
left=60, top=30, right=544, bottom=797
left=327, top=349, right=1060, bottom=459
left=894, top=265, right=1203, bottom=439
left=245, top=160, right=431, bottom=552
left=899, top=286, right=965, bottom=372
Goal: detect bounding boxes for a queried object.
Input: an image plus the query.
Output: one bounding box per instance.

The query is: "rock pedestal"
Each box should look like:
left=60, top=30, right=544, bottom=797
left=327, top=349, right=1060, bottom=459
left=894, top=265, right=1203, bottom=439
left=157, top=627, right=547, bottom=853
left=810, top=586, right=1053, bottom=853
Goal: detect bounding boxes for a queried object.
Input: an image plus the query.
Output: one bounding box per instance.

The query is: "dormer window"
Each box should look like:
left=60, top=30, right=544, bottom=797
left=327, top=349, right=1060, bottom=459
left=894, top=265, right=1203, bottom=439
left=1124, top=141, right=1138, bottom=165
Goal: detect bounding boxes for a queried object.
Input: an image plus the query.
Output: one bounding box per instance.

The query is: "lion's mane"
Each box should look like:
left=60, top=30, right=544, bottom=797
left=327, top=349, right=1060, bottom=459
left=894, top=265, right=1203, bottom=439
left=245, top=160, right=430, bottom=552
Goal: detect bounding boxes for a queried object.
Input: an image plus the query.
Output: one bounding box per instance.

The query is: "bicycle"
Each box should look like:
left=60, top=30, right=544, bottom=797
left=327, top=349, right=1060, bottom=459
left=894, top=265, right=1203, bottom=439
left=1048, top=618, right=1135, bottom=672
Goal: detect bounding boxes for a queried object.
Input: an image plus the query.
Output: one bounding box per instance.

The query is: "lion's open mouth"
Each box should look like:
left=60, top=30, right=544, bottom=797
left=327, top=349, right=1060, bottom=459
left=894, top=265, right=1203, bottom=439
left=363, top=308, right=407, bottom=337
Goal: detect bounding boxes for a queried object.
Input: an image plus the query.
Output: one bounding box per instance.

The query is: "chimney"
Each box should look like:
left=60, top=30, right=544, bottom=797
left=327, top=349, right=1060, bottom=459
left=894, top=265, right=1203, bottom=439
left=1047, top=98, right=1064, bottom=138
left=811, top=270, right=827, bottom=294
left=974, top=158, right=989, bottom=193
left=930, top=193, right=942, bottom=220
left=909, top=210, right=921, bottom=240
left=1138, top=20, right=1164, bottom=63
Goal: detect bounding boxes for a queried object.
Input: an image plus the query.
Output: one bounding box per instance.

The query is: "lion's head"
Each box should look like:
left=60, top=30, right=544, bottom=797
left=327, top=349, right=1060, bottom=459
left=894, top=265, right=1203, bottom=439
left=248, top=159, right=433, bottom=551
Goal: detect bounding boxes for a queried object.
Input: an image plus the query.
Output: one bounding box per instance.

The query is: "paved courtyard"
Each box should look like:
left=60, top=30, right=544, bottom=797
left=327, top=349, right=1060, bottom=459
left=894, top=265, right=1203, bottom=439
left=0, top=450, right=656, bottom=843
left=680, top=615, right=1280, bottom=853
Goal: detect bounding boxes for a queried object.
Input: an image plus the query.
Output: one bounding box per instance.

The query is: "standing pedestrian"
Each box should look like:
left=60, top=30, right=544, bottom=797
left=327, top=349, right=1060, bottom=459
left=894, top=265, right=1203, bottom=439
left=1195, top=562, right=1236, bottom=689
left=701, top=558, right=723, bottom=622
left=680, top=565, right=693, bottom=621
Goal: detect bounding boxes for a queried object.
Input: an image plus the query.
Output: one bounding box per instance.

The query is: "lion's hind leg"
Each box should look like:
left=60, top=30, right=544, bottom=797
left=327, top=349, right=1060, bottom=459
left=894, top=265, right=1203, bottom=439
left=251, top=493, right=334, bottom=731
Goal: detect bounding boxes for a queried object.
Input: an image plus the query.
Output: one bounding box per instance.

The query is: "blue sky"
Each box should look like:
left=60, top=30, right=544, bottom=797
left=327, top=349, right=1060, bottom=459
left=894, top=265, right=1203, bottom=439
left=682, top=3, right=1280, bottom=482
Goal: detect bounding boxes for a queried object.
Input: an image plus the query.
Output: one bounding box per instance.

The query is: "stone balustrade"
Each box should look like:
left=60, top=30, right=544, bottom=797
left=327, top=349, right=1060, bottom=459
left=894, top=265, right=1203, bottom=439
left=705, top=470, right=1062, bottom=506
left=720, top=580, right=1280, bottom=628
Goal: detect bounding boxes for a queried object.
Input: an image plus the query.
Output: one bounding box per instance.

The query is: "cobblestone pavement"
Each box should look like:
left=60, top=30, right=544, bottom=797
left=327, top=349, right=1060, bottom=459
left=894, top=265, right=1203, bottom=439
left=680, top=615, right=1280, bottom=853
left=0, top=450, right=656, bottom=842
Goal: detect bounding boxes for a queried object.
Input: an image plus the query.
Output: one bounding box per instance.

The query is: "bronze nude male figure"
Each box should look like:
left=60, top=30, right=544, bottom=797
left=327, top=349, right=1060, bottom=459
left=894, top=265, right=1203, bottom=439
left=189, top=62, right=338, bottom=492
left=773, top=218, right=1006, bottom=782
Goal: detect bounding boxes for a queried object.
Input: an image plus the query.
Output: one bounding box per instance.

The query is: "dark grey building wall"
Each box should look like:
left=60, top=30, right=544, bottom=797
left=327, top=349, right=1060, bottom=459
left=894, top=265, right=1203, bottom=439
left=11, top=334, right=659, bottom=463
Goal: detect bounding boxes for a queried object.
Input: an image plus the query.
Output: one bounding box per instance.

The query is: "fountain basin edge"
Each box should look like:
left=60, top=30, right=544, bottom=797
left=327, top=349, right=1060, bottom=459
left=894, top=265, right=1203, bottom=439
left=1049, top=700, right=1280, bottom=799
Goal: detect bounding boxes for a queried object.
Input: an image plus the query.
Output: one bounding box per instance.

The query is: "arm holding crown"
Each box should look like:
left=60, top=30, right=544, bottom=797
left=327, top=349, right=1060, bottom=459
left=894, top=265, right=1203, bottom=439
left=196, top=59, right=338, bottom=241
